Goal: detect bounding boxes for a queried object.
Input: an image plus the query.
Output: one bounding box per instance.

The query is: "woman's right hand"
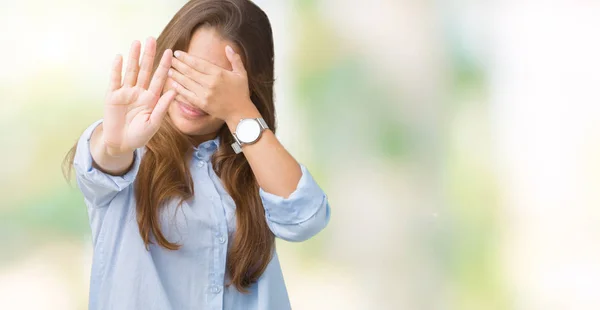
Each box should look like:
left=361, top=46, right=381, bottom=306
left=102, top=37, right=176, bottom=156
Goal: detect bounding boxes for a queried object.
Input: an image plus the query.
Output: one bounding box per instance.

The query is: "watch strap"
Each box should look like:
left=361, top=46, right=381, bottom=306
left=231, top=140, right=243, bottom=154
left=230, top=117, right=269, bottom=154
left=257, top=117, right=268, bottom=130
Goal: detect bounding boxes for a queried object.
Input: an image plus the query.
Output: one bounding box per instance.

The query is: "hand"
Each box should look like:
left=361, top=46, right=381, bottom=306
left=102, top=37, right=176, bottom=156
left=168, top=45, right=257, bottom=123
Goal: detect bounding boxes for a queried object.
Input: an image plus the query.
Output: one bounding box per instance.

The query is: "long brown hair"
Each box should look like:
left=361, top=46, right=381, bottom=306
left=64, top=0, right=276, bottom=292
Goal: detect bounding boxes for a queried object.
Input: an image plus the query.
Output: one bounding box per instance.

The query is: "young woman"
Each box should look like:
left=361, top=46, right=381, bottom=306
left=63, top=0, right=330, bottom=309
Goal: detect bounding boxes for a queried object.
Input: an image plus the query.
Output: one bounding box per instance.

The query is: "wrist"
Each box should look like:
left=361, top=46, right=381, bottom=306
left=225, top=101, right=262, bottom=132
left=103, top=143, right=134, bottom=158
left=90, top=126, right=136, bottom=175
left=93, top=144, right=135, bottom=176
left=98, top=133, right=134, bottom=158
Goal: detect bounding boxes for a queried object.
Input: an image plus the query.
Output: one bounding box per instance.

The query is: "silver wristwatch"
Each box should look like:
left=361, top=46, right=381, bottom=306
left=231, top=117, right=269, bottom=154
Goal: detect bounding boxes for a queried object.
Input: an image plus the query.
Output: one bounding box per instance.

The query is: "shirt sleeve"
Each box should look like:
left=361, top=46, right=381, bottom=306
left=72, top=119, right=142, bottom=208
left=259, top=164, right=331, bottom=242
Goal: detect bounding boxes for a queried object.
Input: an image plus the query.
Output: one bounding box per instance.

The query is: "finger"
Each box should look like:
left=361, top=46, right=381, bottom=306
left=136, top=37, right=157, bottom=89
left=175, top=94, right=192, bottom=105
left=173, top=50, right=220, bottom=75
left=169, top=68, right=202, bottom=93
left=172, top=81, right=200, bottom=104
left=150, top=90, right=176, bottom=127
left=225, top=45, right=246, bottom=74
left=108, top=54, right=123, bottom=91
left=123, top=40, right=141, bottom=87
left=171, top=58, right=211, bottom=86
left=148, top=49, right=173, bottom=96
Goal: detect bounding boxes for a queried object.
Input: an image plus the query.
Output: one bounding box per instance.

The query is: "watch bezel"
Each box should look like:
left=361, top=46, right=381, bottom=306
left=235, top=118, right=262, bottom=144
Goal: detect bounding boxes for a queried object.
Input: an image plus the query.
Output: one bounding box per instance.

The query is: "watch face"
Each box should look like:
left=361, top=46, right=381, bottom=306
left=236, top=119, right=261, bottom=143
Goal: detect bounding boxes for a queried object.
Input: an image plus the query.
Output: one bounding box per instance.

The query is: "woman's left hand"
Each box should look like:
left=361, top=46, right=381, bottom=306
left=169, top=46, right=257, bottom=123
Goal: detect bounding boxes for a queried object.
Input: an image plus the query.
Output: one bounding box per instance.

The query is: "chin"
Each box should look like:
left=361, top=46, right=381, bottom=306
left=170, top=114, right=224, bottom=136
left=168, top=109, right=224, bottom=137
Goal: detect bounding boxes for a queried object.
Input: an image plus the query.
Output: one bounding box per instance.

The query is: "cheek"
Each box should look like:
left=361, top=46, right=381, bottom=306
left=163, top=77, right=175, bottom=94
left=167, top=98, right=178, bottom=115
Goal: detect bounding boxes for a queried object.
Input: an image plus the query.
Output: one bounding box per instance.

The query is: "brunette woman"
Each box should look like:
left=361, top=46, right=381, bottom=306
left=64, top=1, right=330, bottom=309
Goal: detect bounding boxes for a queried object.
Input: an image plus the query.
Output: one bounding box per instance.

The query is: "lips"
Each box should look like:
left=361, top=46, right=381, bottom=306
left=176, top=99, right=207, bottom=118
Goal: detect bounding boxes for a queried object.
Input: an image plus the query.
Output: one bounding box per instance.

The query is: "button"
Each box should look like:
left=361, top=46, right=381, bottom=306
left=216, top=232, right=226, bottom=244
left=210, top=285, right=221, bottom=294
left=198, top=160, right=205, bottom=167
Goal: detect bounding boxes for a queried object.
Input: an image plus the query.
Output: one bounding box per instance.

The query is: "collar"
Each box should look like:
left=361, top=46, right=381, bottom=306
left=192, top=136, right=220, bottom=159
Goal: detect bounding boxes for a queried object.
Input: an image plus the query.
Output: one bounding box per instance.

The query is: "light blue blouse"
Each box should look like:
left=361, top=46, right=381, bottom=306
left=73, top=120, right=331, bottom=310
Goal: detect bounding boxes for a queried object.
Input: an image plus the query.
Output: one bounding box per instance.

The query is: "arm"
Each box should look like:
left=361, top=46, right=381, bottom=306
left=170, top=46, right=330, bottom=242
left=90, top=122, right=135, bottom=176
left=73, top=120, right=142, bottom=208
left=73, top=37, right=176, bottom=207
left=226, top=110, right=301, bottom=198
left=225, top=107, right=330, bottom=242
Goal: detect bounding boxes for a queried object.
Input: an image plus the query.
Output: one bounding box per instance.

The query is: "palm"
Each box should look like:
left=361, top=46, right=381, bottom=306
left=102, top=38, right=175, bottom=155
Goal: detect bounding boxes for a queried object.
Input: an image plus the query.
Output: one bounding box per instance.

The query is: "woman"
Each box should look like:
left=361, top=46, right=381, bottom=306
left=63, top=0, right=330, bottom=309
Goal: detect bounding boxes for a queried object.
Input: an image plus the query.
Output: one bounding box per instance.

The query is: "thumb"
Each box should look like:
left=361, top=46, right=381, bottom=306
left=150, top=90, right=176, bottom=127
left=226, top=45, right=246, bottom=74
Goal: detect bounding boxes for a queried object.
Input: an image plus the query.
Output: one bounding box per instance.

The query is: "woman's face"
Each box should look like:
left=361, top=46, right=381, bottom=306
left=163, top=26, right=234, bottom=139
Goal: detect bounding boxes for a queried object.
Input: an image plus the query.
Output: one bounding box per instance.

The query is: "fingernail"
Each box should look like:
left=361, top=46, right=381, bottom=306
left=168, top=69, right=173, bottom=76
left=174, top=51, right=181, bottom=58
left=172, top=82, right=178, bottom=88
left=226, top=45, right=234, bottom=55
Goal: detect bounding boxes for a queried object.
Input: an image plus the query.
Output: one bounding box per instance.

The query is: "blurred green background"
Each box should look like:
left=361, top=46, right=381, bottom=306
left=2, top=0, right=600, bottom=309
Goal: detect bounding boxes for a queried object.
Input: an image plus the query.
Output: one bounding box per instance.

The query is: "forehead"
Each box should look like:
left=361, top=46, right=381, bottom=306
left=187, top=26, right=233, bottom=70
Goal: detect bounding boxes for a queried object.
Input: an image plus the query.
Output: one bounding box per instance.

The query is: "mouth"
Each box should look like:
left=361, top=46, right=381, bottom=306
left=176, top=99, right=207, bottom=119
